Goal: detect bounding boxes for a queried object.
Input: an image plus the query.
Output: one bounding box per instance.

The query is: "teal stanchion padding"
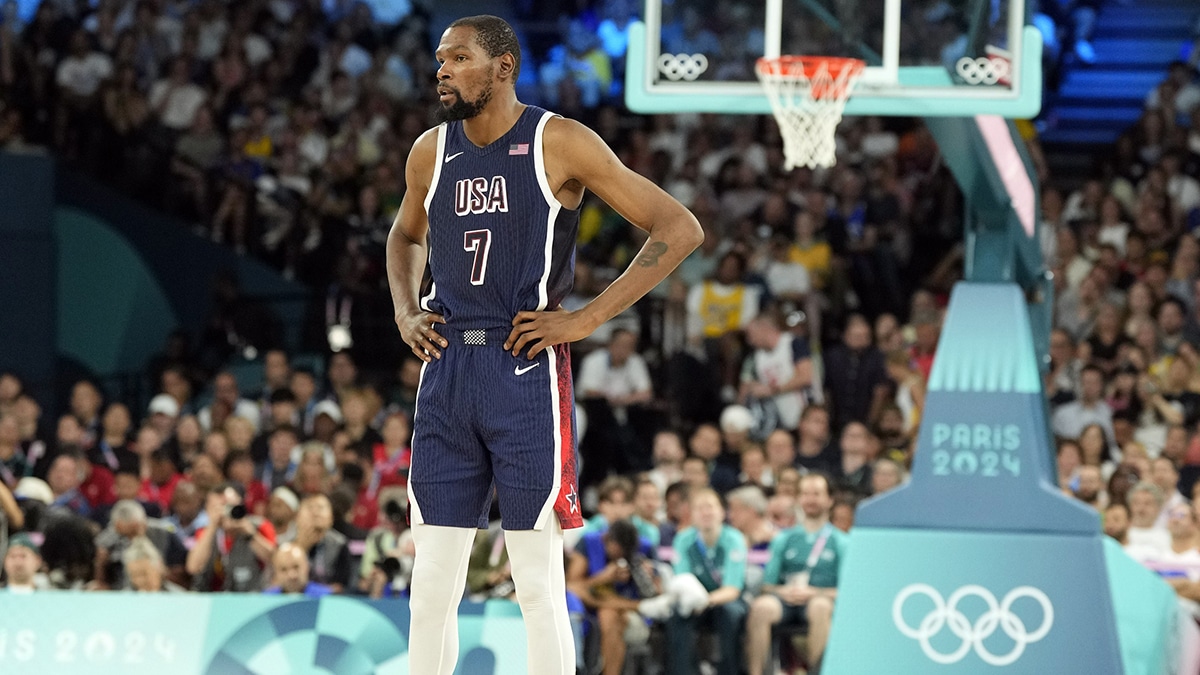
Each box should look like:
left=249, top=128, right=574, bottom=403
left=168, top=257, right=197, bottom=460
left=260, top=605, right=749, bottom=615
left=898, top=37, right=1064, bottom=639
left=856, top=283, right=1095, bottom=533
left=823, top=283, right=1126, bottom=674
left=822, top=528, right=1120, bottom=675
left=1104, top=538, right=1183, bottom=675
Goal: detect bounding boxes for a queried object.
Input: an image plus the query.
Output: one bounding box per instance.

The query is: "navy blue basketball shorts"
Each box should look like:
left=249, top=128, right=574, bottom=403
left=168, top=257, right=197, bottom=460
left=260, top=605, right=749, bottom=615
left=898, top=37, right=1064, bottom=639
left=408, top=327, right=583, bottom=531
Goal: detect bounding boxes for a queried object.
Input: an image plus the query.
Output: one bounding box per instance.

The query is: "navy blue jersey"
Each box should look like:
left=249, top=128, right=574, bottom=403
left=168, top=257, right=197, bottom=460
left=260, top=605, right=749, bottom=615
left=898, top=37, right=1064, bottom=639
left=421, top=106, right=579, bottom=329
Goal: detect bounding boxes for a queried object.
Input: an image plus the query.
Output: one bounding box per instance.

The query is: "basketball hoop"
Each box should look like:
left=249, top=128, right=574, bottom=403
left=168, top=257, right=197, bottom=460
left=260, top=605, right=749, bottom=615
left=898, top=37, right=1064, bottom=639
left=755, top=56, right=866, bottom=170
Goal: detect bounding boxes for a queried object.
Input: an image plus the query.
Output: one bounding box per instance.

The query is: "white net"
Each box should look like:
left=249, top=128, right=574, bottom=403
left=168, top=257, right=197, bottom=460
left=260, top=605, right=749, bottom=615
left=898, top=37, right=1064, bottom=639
left=755, top=57, right=865, bottom=170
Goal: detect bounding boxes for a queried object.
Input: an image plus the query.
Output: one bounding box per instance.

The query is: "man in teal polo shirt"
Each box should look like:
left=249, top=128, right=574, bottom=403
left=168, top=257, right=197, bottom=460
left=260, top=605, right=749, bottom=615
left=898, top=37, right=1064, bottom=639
left=746, top=472, right=846, bottom=675
left=664, top=487, right=747, bottom=675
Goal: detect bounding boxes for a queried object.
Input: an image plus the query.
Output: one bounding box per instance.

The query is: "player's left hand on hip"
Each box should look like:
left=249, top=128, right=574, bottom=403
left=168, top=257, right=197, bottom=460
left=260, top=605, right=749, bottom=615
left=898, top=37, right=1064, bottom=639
left=505, top=309, right=588, bottom=359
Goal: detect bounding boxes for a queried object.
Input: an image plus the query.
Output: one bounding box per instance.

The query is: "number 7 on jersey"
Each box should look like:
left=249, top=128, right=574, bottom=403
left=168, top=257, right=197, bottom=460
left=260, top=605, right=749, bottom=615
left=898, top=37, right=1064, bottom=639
left=463, top=229, right=492, bottom=286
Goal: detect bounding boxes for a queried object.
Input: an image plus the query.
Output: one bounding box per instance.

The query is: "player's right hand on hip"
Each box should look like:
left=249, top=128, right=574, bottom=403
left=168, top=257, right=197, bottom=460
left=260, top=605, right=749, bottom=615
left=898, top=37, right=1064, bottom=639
left=396, top=311, right=448, bottom=362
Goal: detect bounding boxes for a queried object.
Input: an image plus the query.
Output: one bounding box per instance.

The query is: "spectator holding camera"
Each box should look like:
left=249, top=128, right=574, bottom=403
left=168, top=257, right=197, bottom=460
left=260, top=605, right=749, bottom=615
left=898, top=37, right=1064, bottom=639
left=264, top=542, right=332, bottom=598
left=187, top=482, right=276, bottom=592
left=94, top=499, right=187, bottom=590
left=360, top=486, right=413, bottom=599
left=567, top=519, right=662, bottom=675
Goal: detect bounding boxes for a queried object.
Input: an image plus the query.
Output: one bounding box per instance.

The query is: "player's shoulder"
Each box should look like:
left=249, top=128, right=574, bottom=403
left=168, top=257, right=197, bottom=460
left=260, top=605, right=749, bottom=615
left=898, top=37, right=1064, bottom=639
left=409, top=126, right=442, bottom=158
left=405, top=125, right=443, bottom=179
left=542, top=114, right=601, bottom=148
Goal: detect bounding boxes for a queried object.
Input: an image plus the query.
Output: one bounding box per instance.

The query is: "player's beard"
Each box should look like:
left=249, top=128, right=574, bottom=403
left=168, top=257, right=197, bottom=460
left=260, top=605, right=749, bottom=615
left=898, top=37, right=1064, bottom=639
left=437, top=79, right=494, bottom=122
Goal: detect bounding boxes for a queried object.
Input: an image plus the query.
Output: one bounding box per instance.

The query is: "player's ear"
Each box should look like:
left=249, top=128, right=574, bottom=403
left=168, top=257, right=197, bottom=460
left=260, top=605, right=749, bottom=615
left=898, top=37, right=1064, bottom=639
left=497, top=53, right=516, bottom=81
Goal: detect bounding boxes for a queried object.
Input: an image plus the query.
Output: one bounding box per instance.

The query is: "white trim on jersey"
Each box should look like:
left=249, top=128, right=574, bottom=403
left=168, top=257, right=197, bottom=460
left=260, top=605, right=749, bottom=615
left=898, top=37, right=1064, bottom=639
left=406, top=359, right=429, bottom=525
left=534, top=346, right=564, bottom=531
left=419, top=124, right=448, bottom=313
left=532, top=110, right=561, bottom=312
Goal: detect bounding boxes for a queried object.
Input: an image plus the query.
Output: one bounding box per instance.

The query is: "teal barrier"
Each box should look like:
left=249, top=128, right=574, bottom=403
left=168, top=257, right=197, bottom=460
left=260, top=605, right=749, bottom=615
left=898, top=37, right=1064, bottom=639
left=0, top=593, right=526, bottom=675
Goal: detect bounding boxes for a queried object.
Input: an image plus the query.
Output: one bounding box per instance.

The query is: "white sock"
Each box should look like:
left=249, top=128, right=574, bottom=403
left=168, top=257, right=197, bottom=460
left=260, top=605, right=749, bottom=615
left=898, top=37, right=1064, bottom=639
left=408, top=523, right=476, bottom=675
left=505, top=521, right=576, bottom=675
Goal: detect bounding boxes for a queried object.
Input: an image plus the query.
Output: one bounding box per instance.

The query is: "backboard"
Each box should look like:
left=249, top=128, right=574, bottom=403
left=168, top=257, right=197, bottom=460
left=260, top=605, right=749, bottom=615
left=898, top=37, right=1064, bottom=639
left=626, top=0, right=1043, bottom=118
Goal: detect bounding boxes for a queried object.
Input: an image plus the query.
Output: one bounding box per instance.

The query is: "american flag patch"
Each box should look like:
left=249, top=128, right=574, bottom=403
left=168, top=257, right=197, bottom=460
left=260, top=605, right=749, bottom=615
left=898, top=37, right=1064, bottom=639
left=509, top=143, right=529, bottom=155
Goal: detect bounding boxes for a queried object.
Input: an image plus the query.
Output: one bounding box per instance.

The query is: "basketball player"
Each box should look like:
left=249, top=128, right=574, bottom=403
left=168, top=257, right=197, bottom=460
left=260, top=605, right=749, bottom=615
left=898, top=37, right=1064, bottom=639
left=385, top=15, right=703, bottom=675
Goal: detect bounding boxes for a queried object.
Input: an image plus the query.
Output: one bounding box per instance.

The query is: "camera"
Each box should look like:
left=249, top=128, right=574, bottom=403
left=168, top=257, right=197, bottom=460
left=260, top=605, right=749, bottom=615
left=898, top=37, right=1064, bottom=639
left=225, top=503, right=247, bottom=520
left=375, top=556, right=403, bottom=579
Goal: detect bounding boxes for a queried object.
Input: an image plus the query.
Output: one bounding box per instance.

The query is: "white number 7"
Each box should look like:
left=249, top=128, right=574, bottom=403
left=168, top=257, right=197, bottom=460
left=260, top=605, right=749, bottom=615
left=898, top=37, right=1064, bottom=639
left=463, top=229, right=492, bottom=286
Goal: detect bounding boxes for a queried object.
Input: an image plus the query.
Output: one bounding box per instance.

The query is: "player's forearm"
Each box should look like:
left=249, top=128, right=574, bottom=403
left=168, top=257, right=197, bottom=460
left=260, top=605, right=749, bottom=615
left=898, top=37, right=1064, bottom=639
left=386, top=227, right=427, bottom=316
left=581, top=220, right=702, bottom=329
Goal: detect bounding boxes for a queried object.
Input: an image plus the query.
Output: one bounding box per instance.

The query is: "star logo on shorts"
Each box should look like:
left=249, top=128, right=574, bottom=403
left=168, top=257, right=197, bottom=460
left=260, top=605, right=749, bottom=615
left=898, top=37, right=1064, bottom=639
left=566, top=490, right=578, bottom=513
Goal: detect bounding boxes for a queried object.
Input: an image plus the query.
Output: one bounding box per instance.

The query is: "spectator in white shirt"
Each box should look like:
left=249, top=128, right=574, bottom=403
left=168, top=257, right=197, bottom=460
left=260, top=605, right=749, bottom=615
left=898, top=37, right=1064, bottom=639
left=1127, top=481, right=1171, bottom=556
left=150, top=56, right=208, bottom=132
left=1152, top=457, right=1190, bottom=529
left=576, top=329, right=654, bottom=486
left=55, top=29, right=113, bottom=153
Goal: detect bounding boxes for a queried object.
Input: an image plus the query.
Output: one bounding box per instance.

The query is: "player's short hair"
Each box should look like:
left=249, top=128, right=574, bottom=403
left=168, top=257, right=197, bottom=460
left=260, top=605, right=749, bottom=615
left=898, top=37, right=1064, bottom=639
left=449, top=15, right=522, bottom=82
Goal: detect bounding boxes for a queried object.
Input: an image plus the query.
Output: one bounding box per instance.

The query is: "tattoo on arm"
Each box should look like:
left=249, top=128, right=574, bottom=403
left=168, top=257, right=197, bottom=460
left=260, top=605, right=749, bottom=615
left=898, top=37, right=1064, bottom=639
left=636, top=242, right=669, bottom=268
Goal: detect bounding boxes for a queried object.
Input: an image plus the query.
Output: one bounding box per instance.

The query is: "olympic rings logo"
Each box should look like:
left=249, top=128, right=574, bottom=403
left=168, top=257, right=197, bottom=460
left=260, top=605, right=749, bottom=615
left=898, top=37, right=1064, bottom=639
left=657, top=53, right=709, bottom=81
left=955, top=56, right=1010, bottom=85
left=892, top=584, right=1054, bottom=666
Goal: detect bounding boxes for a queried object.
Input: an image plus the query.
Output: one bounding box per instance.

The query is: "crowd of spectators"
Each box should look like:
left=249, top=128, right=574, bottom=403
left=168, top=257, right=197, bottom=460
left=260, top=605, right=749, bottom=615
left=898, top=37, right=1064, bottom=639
left=3, top=0, right=1200, bottom=672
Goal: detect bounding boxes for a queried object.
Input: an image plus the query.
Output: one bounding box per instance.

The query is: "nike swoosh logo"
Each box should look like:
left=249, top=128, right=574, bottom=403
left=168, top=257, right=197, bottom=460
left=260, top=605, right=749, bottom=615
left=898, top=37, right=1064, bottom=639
left=444, top=152, right=464, bottom=163
left=515, top=363, right=541, bottom=376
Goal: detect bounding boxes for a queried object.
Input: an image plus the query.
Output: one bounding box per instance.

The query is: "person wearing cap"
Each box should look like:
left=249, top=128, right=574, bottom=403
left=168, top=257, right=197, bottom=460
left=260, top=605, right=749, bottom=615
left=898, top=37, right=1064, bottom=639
left=3, top=533, right=44, bottom=592
left=310, top=399, right=343, bottom=445
left=146, top=394, right=181, bottom=440
left=266, top=485, right=300, bottom=537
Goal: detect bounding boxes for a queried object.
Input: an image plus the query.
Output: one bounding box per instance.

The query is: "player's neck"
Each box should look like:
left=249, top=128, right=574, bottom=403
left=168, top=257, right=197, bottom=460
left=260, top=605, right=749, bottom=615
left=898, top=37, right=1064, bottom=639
left=461, top=95, right=525, bottom=148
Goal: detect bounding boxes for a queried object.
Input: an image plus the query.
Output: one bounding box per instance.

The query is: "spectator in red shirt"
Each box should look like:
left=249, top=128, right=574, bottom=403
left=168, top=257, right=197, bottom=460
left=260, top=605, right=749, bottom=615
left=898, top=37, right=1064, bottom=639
left=139, top=450, right=182, bottom=516
left=371, top=412, right=411, bottom=493
left=223, top=450, right=267, bottom=516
